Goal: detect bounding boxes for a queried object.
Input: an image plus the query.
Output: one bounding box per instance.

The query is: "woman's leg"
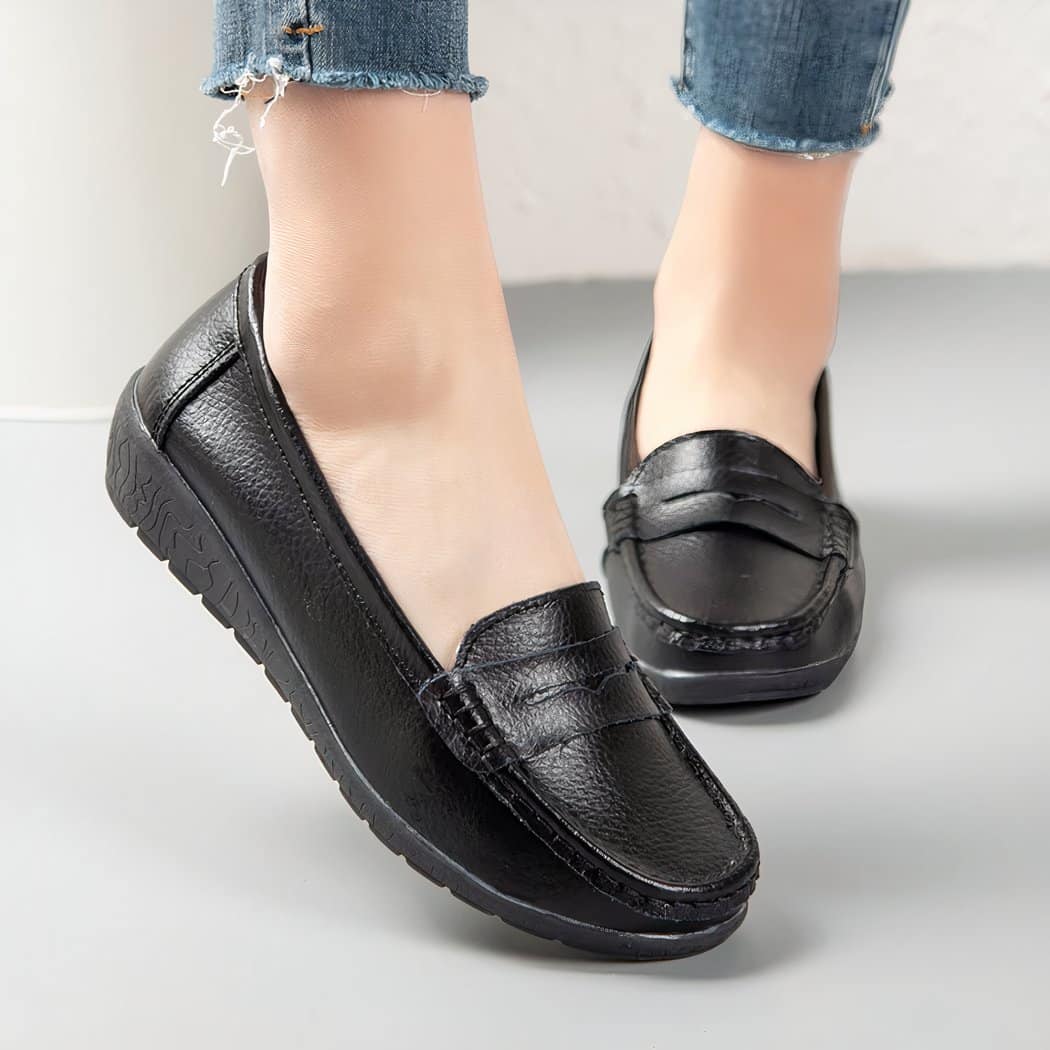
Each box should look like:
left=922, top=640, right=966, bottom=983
left=208, top=4, right=581, bottom=666
left=640, top=0, right=910, bottom=473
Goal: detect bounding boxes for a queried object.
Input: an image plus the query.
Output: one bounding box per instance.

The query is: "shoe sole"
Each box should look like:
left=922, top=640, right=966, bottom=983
left=105, top=372, right=745, bottom=960
left=637, top=650, right=855, bottom=706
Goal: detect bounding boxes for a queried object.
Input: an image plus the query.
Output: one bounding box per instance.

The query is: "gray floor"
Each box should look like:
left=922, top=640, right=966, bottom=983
left=3, top=272, right=1049, bottom=1048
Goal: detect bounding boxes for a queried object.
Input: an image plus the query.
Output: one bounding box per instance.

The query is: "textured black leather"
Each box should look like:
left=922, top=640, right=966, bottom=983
left=125, top=258, right=759, bottom=949
left=604, top=345, right=865, bottom=703
left=137, top=281, right=241, bottom=445
left=418, top=585, right=754, bottom=912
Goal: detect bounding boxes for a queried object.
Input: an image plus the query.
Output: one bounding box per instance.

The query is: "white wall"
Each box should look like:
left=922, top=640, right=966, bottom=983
left=3, top=0, right=1047, bottom=411
left=475, top=0, right=1050, bottom=280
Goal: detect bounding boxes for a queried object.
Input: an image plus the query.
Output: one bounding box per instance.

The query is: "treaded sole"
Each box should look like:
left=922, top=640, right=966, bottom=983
left=104, top=372, right=746, bottom=961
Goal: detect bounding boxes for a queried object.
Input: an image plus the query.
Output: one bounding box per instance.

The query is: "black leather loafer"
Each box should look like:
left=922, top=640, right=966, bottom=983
left=603, top=346, right=864, bottom=705
left=105, top=259, right=758, bottom=959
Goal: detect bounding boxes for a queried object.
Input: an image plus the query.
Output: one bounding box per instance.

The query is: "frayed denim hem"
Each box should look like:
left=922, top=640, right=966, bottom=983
left=673, top=80, right=879, bottom=156
left=202, top=64, right=489, bottom=102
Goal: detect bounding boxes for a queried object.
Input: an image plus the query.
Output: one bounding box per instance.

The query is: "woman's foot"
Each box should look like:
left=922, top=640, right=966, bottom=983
left=638, top=129, right=856, bottom=475
left=249, top=86, right=581, bottom=666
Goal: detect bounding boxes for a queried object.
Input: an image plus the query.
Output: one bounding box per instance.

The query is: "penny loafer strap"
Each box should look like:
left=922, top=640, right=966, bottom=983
left=416, top=633, right=668, bottom=774
left=605, top=466, right=853, bottom=561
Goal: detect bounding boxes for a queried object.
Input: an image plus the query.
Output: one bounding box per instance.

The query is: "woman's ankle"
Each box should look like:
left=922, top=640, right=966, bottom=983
left=644, top=258, right=832, bottom=471
left=245, top=83, right=516, bottom=431
left=650, top=257, right=836, bottom=408
left=638, top=129, right=854, bottom=471
left=261, top=243, right=515, bottom=427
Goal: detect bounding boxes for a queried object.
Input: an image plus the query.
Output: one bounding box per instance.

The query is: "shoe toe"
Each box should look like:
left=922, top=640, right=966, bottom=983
left=524, top=715, right=758, bottom=904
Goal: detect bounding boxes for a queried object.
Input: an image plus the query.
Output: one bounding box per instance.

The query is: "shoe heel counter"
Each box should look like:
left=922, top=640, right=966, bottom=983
left=136, top=274, right=243, bottom=448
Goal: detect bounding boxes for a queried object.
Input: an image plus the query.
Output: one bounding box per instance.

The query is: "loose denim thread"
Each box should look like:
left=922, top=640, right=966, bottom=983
left=399, top=88, right=443, bottom=112
left=212, top=55, right=290, bottom=186
left=211, top=66, right=444, bottom=180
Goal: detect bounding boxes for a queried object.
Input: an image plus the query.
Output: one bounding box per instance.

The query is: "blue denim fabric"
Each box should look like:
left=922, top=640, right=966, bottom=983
left=205, top=1, right=909, bottom=154
left=203, top=1, right=487, bottom=101
left=677, top=0, right=911, bottom=153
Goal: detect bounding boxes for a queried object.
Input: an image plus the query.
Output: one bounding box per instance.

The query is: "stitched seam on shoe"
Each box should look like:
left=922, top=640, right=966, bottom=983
left=154, top=341, right=239, bottom=446
left=241, top=290, right=437, bottom=688
left=823, top=502, right=855, bottom=561
left=426, top=685, right=518, bottom=771
left=229, top=346, right=421, bottom=690
left=254, top=408, right=419, bottom=689
left=270, top=389, right=413, bottom=608
left=650, top=596, right=822, bottom=650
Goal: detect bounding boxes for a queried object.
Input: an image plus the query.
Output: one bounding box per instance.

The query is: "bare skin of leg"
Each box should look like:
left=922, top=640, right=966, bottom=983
left=641, top=128, right=857, bottom=475
left=246, top=85, right=582, bottom=667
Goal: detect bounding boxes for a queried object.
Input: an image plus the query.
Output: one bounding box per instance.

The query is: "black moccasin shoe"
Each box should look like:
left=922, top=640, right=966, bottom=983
left=106, top=259, right=759, bottom=959
left=603, top=345, right=865, bottom=705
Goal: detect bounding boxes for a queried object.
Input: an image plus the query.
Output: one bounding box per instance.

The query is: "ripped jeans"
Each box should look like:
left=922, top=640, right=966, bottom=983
left=205, top=0, right=910, bottom=155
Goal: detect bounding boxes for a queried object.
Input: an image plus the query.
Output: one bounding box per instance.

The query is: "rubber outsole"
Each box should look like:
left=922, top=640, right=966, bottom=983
left=639, top=650, right=855, bottom=706
left=104, top=373, right=747, bottom=960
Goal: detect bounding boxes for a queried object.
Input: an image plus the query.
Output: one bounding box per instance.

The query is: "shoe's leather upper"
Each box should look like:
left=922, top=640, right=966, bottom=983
left=604, top=345, right=863, bottom=667
left=135, top=258, right=758, bottom=933
left=419, top=583, right=755, bottom=910
left=137, top=283, right=241, bottom=446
